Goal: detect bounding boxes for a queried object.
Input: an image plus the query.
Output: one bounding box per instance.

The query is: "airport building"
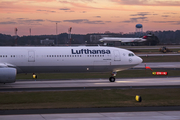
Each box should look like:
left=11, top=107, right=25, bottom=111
left=40, top=38, right=55, bottom=46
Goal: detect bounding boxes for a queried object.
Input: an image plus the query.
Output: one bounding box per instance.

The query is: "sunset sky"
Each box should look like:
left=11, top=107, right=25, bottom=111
left=0, top=0, right=180, bottom=36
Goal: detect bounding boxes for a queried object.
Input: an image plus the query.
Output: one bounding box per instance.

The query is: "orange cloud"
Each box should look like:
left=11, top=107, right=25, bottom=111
left=111, top=0, right=180, bottom=6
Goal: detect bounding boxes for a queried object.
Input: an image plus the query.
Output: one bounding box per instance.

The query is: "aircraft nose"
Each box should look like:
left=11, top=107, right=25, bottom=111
left=138, top=56, right=143, bottom=64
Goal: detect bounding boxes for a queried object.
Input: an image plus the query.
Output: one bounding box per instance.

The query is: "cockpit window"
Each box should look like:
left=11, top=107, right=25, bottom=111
left=129, top=53, right=134, bottom=56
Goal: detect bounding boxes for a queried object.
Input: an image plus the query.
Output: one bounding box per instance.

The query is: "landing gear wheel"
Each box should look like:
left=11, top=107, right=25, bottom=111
left=109, top=77, right=115, bottom=82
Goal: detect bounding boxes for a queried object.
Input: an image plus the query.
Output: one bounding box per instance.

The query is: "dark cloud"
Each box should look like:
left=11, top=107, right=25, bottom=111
left=0, top=21, right=17, bottom=24
left=37, top=9, right=47, bottom=11
left=162, top=15, right=170, bottom=18
left=37, top=10, right=56, bottom=13
left=16, top=18, right=27, bottom=20
left=94, top=16, right=101, bottom=18
left=16, top=19, right=44, bottom=25
left=153, top=21, right=175, bottom=23
left=63, top=19, right=87, bottom=23
left=63, top=19, right=105, bottom=24
left=130, top=12, right=151, bottom=17
left=105, top=21, right=111, bottom=23
left=84, top=20, right=104, bottom=24
left=47, top=20, right=61, bottom=23
left=17, top=19, right=44, bottom=22
left=122, top=17, right=148, bottom=23
left=59, top=8, right=71, bottom=10
left=153, top=21, right=180, bottom=25
left=163, top=12, right=178, bottom=14
left=0, top=18, right=62, bottom=25
left=59, top=8, right=74, bottom=12
left=49, top=11, right=56, bottom=13
left=176, top=22, right=180, bottom=25
left=57, top=0, right=101, bottom=10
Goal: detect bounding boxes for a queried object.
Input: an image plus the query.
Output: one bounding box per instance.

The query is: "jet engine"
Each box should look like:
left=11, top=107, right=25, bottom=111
left=0, top=68, right=17, bottom=83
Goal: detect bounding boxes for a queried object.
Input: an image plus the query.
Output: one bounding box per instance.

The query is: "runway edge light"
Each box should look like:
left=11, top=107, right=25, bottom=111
left=135, top=95, right=142, bottom=102
left=33, top=73, right=37, bottom=79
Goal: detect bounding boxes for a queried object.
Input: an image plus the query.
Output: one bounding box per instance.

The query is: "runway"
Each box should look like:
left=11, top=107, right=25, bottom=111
left=134, top=62, right=180, bottom=69
left=137, top=53, right=180, bottom=56
left=1, top=77, right=180, bottom=92
left=1, top=111, right=180, bottom=120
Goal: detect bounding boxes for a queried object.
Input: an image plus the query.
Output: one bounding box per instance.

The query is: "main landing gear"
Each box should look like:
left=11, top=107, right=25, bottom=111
left=109, top=72, right=117, bottom=82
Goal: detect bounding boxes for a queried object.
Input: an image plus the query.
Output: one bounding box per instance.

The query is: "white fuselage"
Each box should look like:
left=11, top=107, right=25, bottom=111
left=99, top=37, right=146, bottom=43
left=0, top=46, right=142, bottom=74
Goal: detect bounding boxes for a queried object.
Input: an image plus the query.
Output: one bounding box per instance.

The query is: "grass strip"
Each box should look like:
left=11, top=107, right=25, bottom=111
left=132, top=49, right=180, bottom=53
left=16, top=69, right=180, bottom=80
left=141, top=56, right=180, bottom=62
left=0, top=88, right=180, bottom=110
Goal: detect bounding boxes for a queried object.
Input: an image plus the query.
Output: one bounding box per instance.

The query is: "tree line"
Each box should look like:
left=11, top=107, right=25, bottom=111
left=0, top=30, right=180, bottom=46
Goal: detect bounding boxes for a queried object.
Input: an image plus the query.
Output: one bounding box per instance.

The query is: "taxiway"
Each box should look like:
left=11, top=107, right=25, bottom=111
left=1, top=111, right=180, bottom=120
left=0, top=77, right=180, bottom=92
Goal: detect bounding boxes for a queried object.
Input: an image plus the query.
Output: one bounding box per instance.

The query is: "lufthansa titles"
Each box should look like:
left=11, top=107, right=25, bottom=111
left=71, top=49, right=111, bottom=54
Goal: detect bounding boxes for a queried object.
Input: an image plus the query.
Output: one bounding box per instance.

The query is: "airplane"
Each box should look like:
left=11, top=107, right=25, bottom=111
left=99, top=36, right=148, bottom=43
left=0, top=46, right=142, bottom=83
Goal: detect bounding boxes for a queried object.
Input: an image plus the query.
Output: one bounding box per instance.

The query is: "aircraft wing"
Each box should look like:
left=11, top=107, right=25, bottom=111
left=0, top=63, right=16, bottom=68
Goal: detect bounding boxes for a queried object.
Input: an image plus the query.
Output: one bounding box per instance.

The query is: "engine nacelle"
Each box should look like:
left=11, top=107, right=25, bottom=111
left=0, top=68, right=17, bottom=83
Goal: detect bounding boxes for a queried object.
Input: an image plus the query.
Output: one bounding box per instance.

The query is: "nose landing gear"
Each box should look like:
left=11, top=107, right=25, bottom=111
left=109, top=72, right=117, bottom=82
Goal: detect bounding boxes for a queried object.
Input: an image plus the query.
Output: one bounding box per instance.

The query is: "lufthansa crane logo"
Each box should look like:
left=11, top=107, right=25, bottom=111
left=129, top=58, right=132, bottom=63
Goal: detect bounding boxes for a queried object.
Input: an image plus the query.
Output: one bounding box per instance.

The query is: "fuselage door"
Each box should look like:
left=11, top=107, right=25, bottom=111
left=114, top=50, right=121, bottom=61
left=28, top=51, right=35, bottom=62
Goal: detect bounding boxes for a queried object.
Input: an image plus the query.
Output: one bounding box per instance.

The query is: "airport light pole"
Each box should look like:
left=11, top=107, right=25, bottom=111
left=29, top=28, right=31, bottom=36
left=56, top=23, right=58, bottom=45
left=68, top=27, right=72, bottom=46
left=15, top=27, right=18, bottom=46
